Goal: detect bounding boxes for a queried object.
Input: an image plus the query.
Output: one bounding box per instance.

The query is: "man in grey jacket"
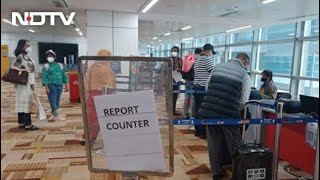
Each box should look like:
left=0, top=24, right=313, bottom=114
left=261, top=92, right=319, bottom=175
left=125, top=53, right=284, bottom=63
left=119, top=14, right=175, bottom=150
left=198, top=53, right=251, bottom=179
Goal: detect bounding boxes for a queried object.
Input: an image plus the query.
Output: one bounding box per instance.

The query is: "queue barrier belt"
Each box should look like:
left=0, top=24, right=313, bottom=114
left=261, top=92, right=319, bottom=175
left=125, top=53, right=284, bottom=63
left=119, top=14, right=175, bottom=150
left=170, top=117, right=319, bottom=125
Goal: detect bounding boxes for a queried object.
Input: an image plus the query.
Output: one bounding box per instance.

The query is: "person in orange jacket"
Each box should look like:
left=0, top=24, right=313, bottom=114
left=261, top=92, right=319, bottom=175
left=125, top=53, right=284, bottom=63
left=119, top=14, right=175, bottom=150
left=80, top=49, right=116, bottom=146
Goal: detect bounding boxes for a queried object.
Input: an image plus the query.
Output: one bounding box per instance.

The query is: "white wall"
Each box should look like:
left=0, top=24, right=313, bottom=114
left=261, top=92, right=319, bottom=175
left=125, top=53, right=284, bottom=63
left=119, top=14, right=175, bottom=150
left=1, top=32, right=87, bottom=74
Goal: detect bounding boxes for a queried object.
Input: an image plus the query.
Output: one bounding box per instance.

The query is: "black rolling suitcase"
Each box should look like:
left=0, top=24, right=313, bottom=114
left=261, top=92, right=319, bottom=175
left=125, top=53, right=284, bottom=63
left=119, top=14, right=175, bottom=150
left=232, top=101, right=273, bottom=180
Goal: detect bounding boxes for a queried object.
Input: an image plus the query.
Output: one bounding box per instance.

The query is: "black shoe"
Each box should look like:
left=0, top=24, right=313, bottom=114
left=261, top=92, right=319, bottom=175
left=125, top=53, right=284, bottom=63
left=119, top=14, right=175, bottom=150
left=184, top=114, right=191, bottom=119
left=25, top=125, right=39, bottom=131
left=80, top=140, right=85, bottom=145
left=19, top=124, right=25, bottom=129
left=173, top=112, right=181, bottom=116
left=199, top=135, right=207, bottom=139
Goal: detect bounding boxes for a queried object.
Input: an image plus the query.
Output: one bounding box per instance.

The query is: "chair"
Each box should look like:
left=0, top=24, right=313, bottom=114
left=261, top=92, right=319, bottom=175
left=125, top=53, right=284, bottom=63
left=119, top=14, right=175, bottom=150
left=276, top=92, right=292, bottom=100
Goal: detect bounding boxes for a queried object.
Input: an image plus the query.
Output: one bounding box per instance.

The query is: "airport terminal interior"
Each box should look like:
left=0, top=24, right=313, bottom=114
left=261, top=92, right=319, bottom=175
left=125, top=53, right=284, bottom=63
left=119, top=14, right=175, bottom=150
left=1, top=0, right=319, bottom=180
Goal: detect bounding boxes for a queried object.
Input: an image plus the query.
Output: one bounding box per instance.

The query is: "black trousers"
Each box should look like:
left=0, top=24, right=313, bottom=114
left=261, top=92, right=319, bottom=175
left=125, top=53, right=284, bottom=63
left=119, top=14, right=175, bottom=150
left=173, top=79, right=179, bottom=112
left=207, top=125, right=241, bottom=176
left=193, top=84, right=207, bottom=137
left=18, top=112, right=32, bottom=126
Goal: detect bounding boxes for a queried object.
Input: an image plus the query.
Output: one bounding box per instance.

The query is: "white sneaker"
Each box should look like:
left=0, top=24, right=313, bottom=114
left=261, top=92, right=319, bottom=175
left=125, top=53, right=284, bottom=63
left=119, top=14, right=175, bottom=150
left=48, top=115, right=54, bottom=120
left=53, top=116, right=66, bottom=121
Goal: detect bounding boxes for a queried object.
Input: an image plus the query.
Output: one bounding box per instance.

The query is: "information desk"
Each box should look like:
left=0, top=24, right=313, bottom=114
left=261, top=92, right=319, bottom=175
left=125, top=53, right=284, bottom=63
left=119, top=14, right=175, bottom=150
left=261, top=107, right=316, bottom=175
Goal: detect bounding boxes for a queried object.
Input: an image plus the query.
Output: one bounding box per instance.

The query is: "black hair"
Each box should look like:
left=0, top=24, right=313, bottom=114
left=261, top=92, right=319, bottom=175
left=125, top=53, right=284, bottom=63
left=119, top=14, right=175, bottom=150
left=171, top=46, right=179, bottom=52
left=262, top=69, right=273, bottom=80
left=46, top=52, right=56, bottom=57
left=14, top=39, right=29, bottom=57
left=236, top=53, right=250, bottom=61
left=194, top=48, right=202, bottom=55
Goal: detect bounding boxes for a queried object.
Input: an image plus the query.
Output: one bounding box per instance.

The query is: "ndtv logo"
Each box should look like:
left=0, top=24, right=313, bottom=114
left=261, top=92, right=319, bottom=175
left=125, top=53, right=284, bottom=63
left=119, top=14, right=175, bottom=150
left=11, top=12, right=76, bottom=26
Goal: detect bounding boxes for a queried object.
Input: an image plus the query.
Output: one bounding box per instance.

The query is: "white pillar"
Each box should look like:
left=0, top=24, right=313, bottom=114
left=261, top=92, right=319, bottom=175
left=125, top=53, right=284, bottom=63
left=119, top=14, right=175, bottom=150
left=86, top=10, right=138, bottom=87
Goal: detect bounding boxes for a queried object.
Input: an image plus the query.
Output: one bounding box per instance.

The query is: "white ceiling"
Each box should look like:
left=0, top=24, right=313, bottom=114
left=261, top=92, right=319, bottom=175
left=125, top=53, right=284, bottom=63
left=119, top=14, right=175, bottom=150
left=139, top=0, right=319, bottom=45
left=1, top=0, right=319, bottom=44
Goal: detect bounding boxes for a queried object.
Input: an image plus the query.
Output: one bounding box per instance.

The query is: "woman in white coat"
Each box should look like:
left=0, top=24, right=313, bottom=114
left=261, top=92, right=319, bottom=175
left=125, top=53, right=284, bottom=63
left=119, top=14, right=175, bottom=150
left=11, top=39, right=39, bottom=130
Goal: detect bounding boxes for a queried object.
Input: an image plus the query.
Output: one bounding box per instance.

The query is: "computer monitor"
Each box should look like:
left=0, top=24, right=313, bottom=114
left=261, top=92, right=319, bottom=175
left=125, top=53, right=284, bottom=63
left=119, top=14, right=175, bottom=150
left=299, top=95, right=319, bottom=116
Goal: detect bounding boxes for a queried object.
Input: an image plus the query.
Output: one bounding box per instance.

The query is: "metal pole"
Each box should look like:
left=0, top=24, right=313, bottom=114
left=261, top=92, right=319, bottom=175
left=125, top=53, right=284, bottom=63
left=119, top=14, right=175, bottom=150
left=314, top=127, right=319, bottom=180
left=272, top=102, right=283, bottom=180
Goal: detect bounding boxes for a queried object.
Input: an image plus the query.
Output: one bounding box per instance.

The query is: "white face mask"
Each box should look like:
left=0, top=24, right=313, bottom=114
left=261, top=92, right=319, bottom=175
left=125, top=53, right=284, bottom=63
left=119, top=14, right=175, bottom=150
left=47, top=57, right=55, bottom=63
left=172, top=52, right=178, bottom=57
left=25, top=47, right=32, bottom=54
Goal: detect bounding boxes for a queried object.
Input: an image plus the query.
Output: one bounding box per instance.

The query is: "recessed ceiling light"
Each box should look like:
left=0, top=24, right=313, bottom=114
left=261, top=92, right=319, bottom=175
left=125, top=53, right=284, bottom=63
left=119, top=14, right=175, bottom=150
left=29, top=29, right=35, bottom=33
left=2, top=19, right=19, bottom=27
left=142, top=0, right=159, bottom=13
left=226, top=25, right=252, bottom=32
left=79, top=32, right=83, bottom=36
left=151, top=42, right=154, bottom=44
left=158, top=40, right=162, bottom=42
left=181, top=26, right=192, bottom=31
left=261, top=0, right=277, bottom=4
left=164, top=32, right=171, bottom=36
left=75, top=28, right=80, bottom=32
left=182, top=37, right=194, bottom=41
left=152, top=36, right=157, bottom=40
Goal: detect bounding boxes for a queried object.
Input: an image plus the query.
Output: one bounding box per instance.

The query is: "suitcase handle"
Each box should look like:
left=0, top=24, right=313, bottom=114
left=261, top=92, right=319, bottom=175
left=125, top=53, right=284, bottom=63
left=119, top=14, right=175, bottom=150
left=242, top=143, right=263, bottom=148
left=242, top=101, right=261, bottom=144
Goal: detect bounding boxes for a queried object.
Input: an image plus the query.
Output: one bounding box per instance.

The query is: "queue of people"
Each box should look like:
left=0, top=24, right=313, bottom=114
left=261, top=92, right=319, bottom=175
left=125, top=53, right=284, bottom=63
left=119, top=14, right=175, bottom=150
left=172, top=44, right=277, bottom=179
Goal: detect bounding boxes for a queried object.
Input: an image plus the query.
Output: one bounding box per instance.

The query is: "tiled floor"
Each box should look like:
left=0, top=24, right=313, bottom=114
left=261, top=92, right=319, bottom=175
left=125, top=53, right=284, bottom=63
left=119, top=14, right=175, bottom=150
left=1, top=80, right=300, bottom=180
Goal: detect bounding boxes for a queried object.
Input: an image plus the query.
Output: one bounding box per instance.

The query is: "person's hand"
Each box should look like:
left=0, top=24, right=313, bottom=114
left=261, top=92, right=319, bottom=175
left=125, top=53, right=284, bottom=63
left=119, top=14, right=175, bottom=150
left=64, top=85, right=69, bottom=92
left=31, top=84, right=35, bottom=91
left=45, top=86, right=50, bottom=95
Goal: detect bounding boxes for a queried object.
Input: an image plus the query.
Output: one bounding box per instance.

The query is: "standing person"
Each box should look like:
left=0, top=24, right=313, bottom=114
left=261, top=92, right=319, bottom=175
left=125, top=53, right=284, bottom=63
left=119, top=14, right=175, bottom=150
left=260, top=69, right=277, bottom=100
left=11, top=39, right=39, bottom=130
left=193, top=44, right=215, bottom=138
left=182, top=48, right=202, bottom=119
left=198, top=53, right=251, bottom=179
left=81, top=49, right=116, bottom=145
left=42, top=49, right=69, bottom=121
left=170, top=46, right=183, bottom=115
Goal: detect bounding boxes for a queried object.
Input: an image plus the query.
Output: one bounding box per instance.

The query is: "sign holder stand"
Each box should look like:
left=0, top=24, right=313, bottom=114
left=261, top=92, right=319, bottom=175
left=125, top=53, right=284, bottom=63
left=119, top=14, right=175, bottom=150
left=272, top=102, right=283, bottom=180
left=77, top=56, right=174, bottom=178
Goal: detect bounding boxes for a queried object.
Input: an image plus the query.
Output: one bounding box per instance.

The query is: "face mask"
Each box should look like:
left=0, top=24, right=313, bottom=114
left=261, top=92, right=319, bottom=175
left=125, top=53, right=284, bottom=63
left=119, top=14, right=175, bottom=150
left=47, top=57, right=55, bottom=63
left=244, top=64, right=249, bottom=70
left=261, top=77, right=267, bottom=82
left=172, top=52, right=178, bottom=57
left=25, top=47, right=32, bottom=54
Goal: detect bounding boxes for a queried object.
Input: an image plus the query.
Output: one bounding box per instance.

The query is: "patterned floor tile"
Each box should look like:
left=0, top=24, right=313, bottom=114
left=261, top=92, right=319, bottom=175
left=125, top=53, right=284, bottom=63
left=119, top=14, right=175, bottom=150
left=1, top=80, right=301, bottom=180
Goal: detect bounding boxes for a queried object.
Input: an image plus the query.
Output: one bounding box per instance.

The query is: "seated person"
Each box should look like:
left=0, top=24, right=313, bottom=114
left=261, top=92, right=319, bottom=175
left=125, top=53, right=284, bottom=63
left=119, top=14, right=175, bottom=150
left=260, top=70, right=277, bottom=100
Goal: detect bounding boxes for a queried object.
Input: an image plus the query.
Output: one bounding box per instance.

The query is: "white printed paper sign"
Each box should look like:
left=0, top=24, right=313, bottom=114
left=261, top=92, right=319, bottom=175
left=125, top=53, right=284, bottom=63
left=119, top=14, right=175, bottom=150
left=93, top=90, right=166, bottom=171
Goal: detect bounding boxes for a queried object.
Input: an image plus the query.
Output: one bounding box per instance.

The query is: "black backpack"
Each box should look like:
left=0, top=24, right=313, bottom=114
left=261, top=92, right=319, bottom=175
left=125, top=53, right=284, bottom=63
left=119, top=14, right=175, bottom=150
left=181, top=64, right=194, bottom=81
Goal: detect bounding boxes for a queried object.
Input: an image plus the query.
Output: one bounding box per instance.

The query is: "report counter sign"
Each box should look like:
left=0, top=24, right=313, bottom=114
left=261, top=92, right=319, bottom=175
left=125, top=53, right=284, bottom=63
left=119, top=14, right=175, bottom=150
left=93, top=90, right=166, bottom=171
left=11, top=12, right=76, bottom=26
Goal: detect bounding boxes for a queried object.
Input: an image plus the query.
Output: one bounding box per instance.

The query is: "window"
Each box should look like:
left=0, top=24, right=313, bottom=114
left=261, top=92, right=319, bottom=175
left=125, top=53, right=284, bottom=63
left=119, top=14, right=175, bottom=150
left=259, top=23, right=296, bottom=41
left=213, top=47, right=226, bottom=65
left=298, top=80, right=319, bottom=97
left=300, top=40, right=319, bottom=78
left=255, top=75, right=291, bottom=92
left=257, top=43, right=294, bottom=75
left=230, top=45, right=253, bottom=60
left=195, top=37, right=206, bottom=47
left=230, top=30, right=253, bottom=44
left=210, top=34, right=226, bottom=46
left=182, top=41, right=193, bottom=49
left=304, top=19, right=319, bottom=37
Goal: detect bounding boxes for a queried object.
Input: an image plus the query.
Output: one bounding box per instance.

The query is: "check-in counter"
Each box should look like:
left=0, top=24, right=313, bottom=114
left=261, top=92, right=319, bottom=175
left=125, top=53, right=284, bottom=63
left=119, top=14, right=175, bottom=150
left=260, top=105, right=316, bottom=175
